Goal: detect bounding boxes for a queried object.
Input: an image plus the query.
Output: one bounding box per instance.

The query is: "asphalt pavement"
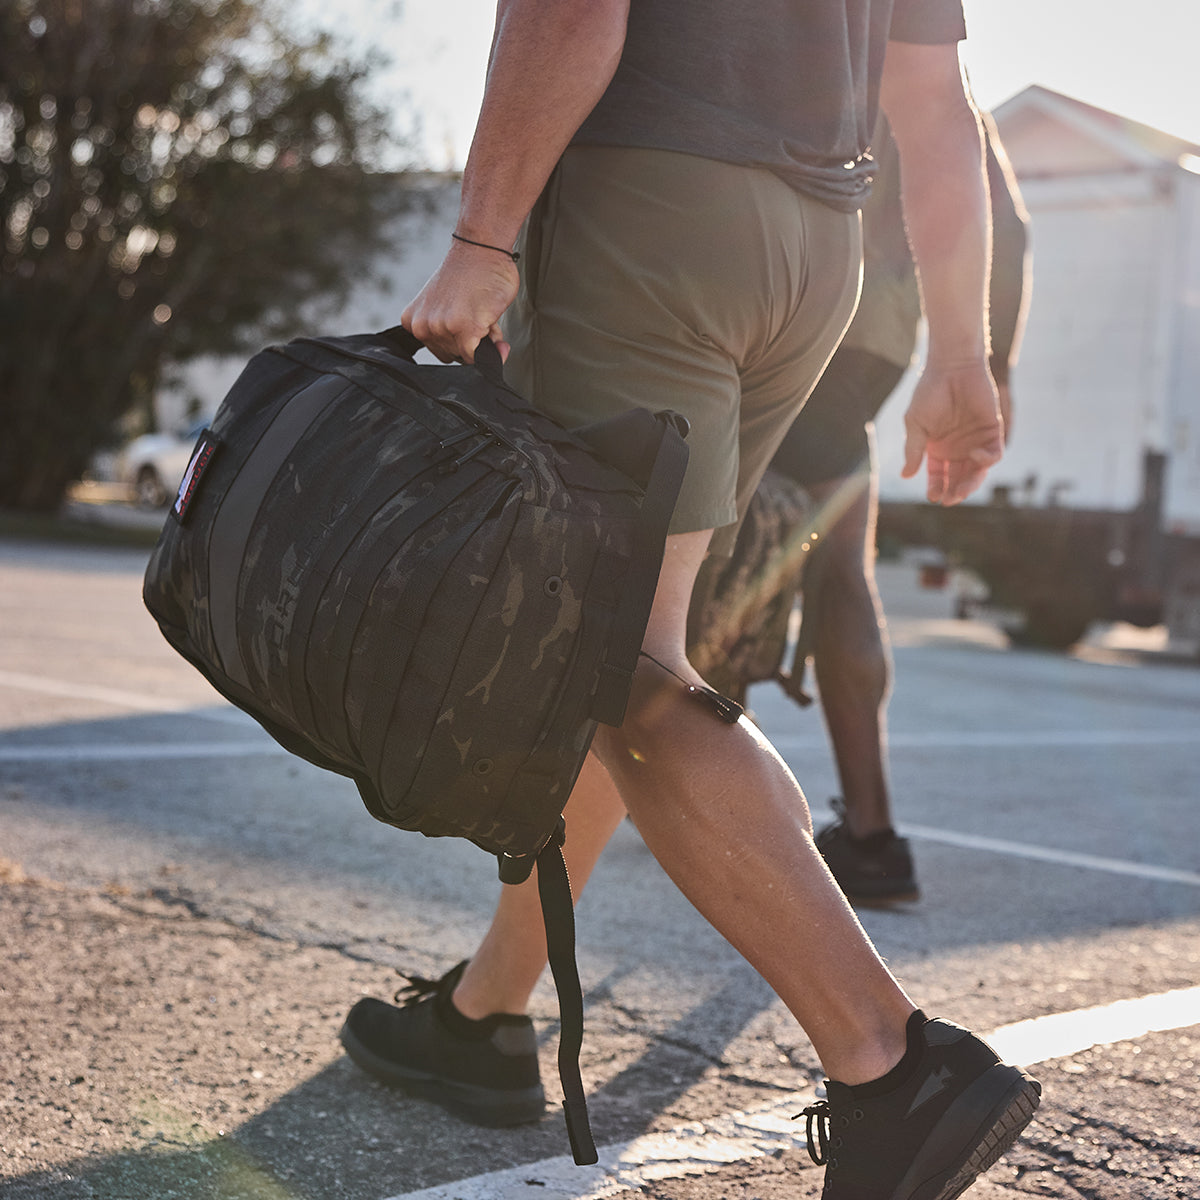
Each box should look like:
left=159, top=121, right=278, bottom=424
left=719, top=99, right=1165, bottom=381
left=1, top=530, right=1198, bottom=1200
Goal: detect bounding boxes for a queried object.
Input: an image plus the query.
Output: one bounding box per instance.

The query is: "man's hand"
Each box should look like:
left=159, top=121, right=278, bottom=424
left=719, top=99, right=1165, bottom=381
left=902, top=359, right=1004, bottom=504
left=399, top=0, right=629, bottom=367
left=400, top=241, right=520, bottom=364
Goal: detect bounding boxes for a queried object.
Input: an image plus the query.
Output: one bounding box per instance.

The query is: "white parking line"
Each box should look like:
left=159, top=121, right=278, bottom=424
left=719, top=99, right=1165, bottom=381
left=388, top=1098, right=811, bottom=1200
left=773, top=728, right=1199, bottom=751
left=0, top=741, right=284, bottom=762
left=987, top=986, right=1200, bottom=1065
left=886, top=729, right=1200, bottom=748
left=384, top=987, right=1200, bottom=1200
left=901, top=823, right=1200, bottom=887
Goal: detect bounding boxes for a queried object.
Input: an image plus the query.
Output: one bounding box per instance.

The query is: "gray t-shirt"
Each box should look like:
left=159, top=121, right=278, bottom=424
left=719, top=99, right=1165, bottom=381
left=572, top=0, right=968, bottom=211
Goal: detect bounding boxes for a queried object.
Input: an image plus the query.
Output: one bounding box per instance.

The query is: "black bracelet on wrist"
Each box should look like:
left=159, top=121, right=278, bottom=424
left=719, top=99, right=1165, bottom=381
left=451, top=232, right=520, bottom=263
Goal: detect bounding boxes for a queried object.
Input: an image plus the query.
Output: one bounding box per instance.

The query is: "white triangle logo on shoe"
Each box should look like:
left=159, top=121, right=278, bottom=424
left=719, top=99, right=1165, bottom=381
left=905, top=1065, right=953, bottom=1118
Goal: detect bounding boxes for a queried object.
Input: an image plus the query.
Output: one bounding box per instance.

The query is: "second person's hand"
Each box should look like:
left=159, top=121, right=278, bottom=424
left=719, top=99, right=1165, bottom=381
left=901, top=359, right=1004, bottom=505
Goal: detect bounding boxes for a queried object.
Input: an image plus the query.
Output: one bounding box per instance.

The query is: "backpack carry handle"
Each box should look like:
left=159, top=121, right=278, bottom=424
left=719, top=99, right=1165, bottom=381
left=378, top=325, right=506, bottom=388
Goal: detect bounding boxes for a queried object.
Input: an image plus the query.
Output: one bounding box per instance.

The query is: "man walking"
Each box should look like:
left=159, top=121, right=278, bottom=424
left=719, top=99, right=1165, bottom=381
left=341, top=4, right=1042, bottom=1196
left=767, top=113, right=1031, bottom=904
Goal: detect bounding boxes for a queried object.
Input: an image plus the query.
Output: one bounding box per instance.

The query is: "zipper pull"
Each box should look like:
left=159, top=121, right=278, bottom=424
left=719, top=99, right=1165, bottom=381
left=440, top=435, right=498, bottom=473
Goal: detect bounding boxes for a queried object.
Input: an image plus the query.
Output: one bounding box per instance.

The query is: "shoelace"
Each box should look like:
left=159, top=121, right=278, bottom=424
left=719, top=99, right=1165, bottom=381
left=392, top=971, right=441, bottom=1006
left=799, top=1097, right=866, bottom=1170
left=801, top=1099, right=831, bottom=1165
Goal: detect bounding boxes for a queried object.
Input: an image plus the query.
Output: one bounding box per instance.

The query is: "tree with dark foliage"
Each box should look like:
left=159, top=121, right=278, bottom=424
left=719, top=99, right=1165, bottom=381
left=1, top=0, right=413, bottom=511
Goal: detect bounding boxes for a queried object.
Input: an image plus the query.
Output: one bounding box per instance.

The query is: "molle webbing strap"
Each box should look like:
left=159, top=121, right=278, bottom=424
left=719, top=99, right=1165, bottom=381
left=207, top=373, right=351, bottom=689
left=282, top=458, right=492, bottom=746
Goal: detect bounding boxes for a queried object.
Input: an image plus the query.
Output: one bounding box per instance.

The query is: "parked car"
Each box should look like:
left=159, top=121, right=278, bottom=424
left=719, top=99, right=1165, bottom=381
left=118, top=420, right=208, bottom=508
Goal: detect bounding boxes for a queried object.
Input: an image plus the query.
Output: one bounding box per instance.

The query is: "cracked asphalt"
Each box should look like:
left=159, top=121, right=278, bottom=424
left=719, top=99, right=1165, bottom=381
left=2, top=535, right=1198, bottom=1200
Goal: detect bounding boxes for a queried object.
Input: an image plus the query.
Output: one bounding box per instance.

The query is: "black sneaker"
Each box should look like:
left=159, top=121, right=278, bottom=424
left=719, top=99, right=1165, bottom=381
left=339, top=960, right=545, bottom=1127
left=802, top=1010, right=1041, bottom=1200
left=816, top=799, right=919, bottom=905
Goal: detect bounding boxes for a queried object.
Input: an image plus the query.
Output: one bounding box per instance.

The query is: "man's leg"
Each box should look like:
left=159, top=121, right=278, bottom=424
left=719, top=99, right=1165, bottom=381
left=591, top=529, right=916, bottom=1085
left=458, top=497, right=902, bottom=1036
left=800, top=438, right=920, bottom=904
left=803, top=456, right=892, bottom=839
left=588, top=531, right=1039, bottom=1200
left=386, top=527, right=919, bottom=1081
left=451, top=754, right=628, bottom=1019
left=341, top=529, right=1039, bottom=1195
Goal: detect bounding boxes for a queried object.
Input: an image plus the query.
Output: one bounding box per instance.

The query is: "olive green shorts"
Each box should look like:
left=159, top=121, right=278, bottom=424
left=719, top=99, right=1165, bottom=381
left=503, top=146, right=862, bottom=554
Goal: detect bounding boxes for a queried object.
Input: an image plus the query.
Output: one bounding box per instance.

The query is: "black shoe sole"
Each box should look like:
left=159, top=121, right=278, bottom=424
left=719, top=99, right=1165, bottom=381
left=897, top=1064, right=1042, bottom=1200
left=338, top=1019, right=546, bottom=1128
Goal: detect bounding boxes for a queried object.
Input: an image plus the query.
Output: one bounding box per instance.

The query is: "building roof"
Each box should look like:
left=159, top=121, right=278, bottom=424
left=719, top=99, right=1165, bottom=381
left=993, top=85, right=1200, bottom=177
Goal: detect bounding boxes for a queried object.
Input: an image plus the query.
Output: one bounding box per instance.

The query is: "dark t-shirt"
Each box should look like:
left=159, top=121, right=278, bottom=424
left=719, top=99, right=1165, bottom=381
left=572, top=0, right=967, bottom=211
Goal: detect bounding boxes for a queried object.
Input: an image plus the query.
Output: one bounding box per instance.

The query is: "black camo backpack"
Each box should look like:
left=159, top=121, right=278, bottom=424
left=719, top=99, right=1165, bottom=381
left=142, top=327, right=689, bottom=1163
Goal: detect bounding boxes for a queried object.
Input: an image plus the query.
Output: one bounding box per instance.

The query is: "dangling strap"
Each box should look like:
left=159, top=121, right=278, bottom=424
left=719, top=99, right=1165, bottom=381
left=536, top=831, right=598, bottom=1165
left=497, top=822, right=598, bottom=1166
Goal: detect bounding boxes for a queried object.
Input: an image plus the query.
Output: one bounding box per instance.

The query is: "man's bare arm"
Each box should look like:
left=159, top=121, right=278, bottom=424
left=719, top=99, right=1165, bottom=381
left=403, top=0, right=630, bottom=363
left=881, top=41, right=1002, bottom=504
